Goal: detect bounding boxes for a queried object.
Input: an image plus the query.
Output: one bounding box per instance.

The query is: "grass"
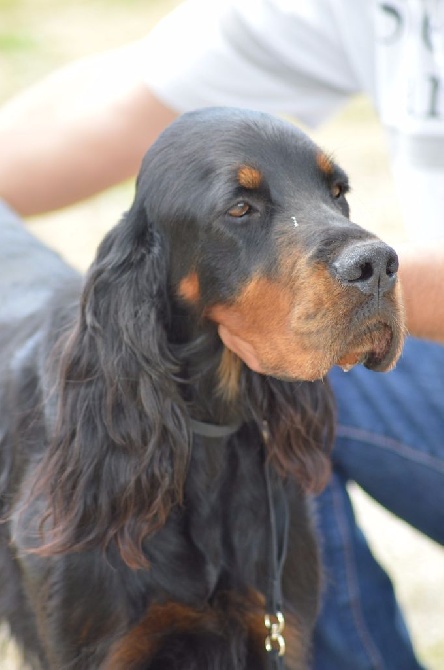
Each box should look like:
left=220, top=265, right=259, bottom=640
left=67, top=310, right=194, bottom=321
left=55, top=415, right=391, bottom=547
left=1, top=1, right=443, bottom=668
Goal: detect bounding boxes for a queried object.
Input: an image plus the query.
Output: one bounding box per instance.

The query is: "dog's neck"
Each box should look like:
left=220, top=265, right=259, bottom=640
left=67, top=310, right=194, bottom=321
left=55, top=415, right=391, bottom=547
left=168, top=305, right=250, bottom=427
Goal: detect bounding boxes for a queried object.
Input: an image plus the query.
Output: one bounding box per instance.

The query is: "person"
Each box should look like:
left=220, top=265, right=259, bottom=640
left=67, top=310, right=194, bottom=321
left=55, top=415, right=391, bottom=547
left=1, top=1, right=443, bottom=668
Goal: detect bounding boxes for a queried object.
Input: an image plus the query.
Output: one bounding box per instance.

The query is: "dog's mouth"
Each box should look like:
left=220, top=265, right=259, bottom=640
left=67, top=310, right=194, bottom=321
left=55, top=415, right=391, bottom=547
left=336, top=320, right=399, bottom=373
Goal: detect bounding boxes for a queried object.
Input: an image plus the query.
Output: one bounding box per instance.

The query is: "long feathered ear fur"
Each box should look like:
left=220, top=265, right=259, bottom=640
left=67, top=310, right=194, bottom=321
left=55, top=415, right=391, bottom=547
left=263, top=376, right=334, bottom=494
left=238, top=369, right=334, bottom=494
left=31, top=202, right=190, bottom=569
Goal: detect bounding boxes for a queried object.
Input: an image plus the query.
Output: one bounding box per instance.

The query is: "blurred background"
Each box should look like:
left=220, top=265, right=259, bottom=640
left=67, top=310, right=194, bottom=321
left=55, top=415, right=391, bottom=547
left=1, top=1, right=443, bottom=668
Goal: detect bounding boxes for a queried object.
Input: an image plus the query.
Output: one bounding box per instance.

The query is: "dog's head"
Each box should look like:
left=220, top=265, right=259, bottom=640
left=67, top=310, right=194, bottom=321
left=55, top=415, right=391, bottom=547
left=135, top=107, right=404, bottom=382
left=30, top=109, right=404, bottom=569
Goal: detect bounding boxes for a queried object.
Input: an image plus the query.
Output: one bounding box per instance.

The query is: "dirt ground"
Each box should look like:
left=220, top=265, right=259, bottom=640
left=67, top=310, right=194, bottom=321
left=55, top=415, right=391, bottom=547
left=1, top=1, right=443, bottom=667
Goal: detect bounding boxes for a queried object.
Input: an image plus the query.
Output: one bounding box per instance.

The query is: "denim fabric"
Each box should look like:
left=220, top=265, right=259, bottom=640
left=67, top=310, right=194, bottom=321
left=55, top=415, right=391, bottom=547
left=313, top=338, right=444, bottom=669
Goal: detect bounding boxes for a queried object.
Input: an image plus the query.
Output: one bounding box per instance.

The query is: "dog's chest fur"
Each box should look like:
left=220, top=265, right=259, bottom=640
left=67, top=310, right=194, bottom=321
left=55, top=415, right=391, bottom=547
left=138, top=430, right=269, bottom=605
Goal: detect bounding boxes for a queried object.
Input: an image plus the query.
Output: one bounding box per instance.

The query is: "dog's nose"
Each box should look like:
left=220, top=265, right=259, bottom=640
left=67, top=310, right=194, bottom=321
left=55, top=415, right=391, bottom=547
left=331, top=241, right=398, bottom=296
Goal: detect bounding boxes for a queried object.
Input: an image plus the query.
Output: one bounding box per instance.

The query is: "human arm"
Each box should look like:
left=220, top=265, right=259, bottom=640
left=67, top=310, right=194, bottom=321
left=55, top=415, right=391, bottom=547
left=1, top=0, right=364, bottom=217
left=0, top=43, right=178, bottom=216
left=397, top=241, right=444, bottom=343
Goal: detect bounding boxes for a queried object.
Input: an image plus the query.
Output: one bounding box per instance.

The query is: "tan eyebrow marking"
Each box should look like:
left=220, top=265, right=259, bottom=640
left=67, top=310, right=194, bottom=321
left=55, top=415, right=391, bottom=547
left=177, top=272, right=200, bottom=304
left=316, top=151, right=334, bottom=176
left=237, top=165, right=263, bottom=189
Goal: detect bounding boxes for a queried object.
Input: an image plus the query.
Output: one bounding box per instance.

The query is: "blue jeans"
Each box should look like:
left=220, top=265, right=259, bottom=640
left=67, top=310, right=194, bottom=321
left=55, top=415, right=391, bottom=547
left=1, top=201, right=443, bottom=668
left=313, top=340, right=444, bottom=669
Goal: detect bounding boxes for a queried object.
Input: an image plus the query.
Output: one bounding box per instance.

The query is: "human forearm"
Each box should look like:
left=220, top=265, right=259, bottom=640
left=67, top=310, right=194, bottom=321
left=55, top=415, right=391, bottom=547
left=398, top=241, right=444, bottom=342
left=0, top=44, right=178, bottom=216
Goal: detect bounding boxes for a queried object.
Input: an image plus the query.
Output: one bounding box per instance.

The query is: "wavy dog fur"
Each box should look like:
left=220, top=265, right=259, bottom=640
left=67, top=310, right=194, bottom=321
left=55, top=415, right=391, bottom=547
left=0, top=108, right=403, bottom=669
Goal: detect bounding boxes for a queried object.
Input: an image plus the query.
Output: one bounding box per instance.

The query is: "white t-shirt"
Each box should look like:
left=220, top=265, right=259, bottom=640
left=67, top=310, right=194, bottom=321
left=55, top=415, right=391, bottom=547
left=143, top=0, right=444, bottom=240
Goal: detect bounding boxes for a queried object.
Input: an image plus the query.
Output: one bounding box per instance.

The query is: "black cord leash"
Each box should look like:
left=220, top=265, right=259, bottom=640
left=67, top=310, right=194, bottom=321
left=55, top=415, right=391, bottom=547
left=262, top=423, right=289, bottom=669
left=191, top=418, right=290, bottom=669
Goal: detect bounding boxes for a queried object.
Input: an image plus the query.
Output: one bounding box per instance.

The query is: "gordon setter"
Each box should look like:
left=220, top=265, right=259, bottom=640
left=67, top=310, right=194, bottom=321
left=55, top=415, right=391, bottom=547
left=0, top=108, right=404, bottom=669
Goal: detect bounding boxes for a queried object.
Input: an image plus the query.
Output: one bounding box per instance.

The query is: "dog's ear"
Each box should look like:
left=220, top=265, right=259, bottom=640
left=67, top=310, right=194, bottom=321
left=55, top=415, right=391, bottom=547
left=31, top=201, right=190, bottom=569
left=244, top=374, right=334, bottom=494
left=268, top=378, right=334, bottom=493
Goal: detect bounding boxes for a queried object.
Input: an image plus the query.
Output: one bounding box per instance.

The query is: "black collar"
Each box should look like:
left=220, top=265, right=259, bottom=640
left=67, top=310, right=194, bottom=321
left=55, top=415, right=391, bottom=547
left=190, top=418, right=241, bottom=439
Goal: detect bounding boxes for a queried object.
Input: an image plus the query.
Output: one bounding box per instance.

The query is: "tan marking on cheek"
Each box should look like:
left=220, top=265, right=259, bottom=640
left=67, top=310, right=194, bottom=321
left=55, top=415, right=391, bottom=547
left=207, top=261, right=363, bottom=380
left=316, top=150, right=334, bottom=176
left=217, top=347, right=242, bottom=402
left=275, top=239, right=352, bottom=322
left=209, top=276, right=293, bottom=338
left=177, top=272, right=200, bottom=304
left=287, top=263, right=352, bottom=334
left=275, top=252, right=347, bottom=336
left=207, top=275, right=301, bottom=375
left=237, top=165, right=262, bottom=189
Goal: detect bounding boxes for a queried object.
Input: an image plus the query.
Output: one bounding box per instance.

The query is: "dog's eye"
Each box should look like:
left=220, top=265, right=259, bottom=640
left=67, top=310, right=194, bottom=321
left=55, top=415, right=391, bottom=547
left=227, top=202, right=252, bottom=218
left=331, top=184, right=344, bottom=199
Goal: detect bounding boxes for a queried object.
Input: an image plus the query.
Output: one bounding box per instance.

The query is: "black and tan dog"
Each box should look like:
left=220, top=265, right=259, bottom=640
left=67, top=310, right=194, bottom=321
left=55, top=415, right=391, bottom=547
left=0, top=108, right=404, bottom=669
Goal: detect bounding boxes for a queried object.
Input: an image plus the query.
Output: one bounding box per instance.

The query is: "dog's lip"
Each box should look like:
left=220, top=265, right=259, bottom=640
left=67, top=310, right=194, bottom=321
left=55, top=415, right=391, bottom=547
left=336, top=321, right=396, bottom=373
left=336, top=351, right=365, bottom=372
